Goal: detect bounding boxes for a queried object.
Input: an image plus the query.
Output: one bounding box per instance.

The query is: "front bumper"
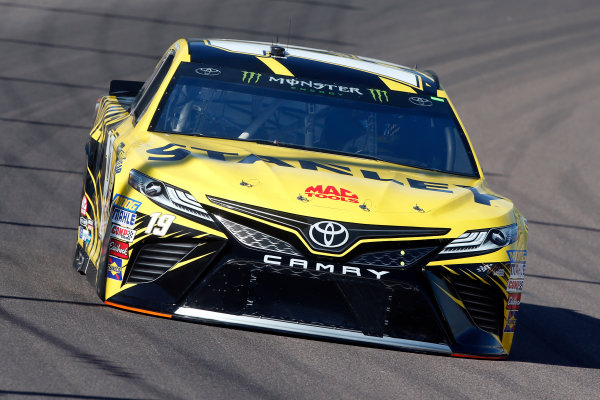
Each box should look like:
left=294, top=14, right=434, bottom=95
left=103, top=207, right=522, bottom=358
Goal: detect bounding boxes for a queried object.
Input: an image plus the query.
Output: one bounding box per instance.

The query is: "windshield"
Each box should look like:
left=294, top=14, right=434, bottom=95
left=150, top=62, right=479, bottom=177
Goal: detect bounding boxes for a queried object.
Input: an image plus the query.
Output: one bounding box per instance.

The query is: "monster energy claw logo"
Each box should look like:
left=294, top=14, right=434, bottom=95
left=242, top=71, right=262, bottom=83
left=368, top=88, right=388, bottom=103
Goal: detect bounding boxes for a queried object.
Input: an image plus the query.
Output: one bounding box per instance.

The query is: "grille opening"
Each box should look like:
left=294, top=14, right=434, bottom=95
left=126, top=242, right=197, bottom=284
left=448, top=276, right=504, bottom=336
left=185, top=260, right=448, bottom=344
left=350, top=247, right=436, bottom=268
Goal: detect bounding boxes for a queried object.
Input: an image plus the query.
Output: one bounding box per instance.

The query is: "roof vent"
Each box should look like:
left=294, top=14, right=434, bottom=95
left=269, top=45, right=286, bottom=58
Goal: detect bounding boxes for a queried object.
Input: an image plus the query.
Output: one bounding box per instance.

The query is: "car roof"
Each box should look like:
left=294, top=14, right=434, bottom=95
left=186, top=39, right=439, bottom=95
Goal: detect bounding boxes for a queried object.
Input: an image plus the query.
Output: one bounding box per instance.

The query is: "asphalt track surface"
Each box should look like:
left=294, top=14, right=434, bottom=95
left=1, top=1, right=599, bottom=399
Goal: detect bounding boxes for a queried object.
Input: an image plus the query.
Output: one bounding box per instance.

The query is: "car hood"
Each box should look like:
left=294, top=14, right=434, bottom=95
left=122, top=133, right=514, bottom=234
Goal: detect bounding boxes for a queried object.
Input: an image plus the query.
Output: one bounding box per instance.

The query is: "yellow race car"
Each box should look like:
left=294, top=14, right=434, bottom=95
left=73, top=38, right=528, bottom=358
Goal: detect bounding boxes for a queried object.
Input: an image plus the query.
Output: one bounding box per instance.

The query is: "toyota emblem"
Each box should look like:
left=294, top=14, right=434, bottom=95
left=308, top=221, right=349, bottom=248
left=409, top=97, right=432, bottom=107
left=195, top=67, right=221, bottom=76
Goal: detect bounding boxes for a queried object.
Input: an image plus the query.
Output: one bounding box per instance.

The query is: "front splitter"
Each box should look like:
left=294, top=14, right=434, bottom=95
left=174, top=306, right=452, bottom=354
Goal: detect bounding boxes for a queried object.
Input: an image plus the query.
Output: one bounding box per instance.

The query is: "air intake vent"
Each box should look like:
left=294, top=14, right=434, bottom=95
left=450, top=277, right=504, bottom=336
left=127, top=242, right=197, bottom=284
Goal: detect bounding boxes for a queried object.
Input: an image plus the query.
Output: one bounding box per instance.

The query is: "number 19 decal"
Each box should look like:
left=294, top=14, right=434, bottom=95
left=145, top=212, right=175, bottom=236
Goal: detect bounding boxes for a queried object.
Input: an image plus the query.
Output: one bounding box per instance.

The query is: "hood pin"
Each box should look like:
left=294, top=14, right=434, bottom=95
left=297, top=194, right=309, bottom=202
left=240, top=180, right=254, bottom=187
left=413, top=204, right=425, bottom=213
left=359, top=202, right=370, bottom=212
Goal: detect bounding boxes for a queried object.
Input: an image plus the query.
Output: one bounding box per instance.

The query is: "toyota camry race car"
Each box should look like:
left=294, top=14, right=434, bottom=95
left=73, top=38, right=528, bottom=358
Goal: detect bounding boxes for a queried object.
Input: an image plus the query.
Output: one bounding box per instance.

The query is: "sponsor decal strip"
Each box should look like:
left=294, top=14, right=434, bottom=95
left=268, top=76, right=363, bottom=95
left=144, top=144, right=500, bottom=206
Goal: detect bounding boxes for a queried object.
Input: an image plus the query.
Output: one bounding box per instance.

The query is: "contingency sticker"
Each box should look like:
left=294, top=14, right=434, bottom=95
left=304, top=185, right=359, bottom=203
left=507, top=293, right=521, bottom=310
left=107, top=256, right=123, bottom=281
left=111, top=208, right=136, bottom=229
left=80, top=196, right=88, bottom=216
left=507, top=250, right=527, bottom=278
left=504, top=311, right=518, bottom=333
left=110, top=224, right=136, bottom=243
left=507, top=279, right=524, bottom=292
left=78, top=226, right=91, bottom=243
left=112, top=194, right=141, bottom=212
left=108, top=238, right=129, bottom=259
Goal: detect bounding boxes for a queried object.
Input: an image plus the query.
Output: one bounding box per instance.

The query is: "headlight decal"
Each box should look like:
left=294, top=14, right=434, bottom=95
left=129, top=169, right=213, bottom=222
left=439, top=224, right=518, bottom=257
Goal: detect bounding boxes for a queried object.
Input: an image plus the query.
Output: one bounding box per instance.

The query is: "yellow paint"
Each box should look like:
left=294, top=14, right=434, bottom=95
left=490, top=277, right=508, bottom=298
left=434, top=282, right=465, bottom=309
left=461, top=269, right=477, bottom=280
left=257, top=57, right=294, bottom=76
left=131, top=233, right=152, bottom=246
left=496, top=274, right=508, bottom=286
left=105, top=281, right=136, bottom=300
left=169, top=252, right=216, bottom=272
left=160, top=231, right=182, bottom=239
left=83, top=174, right=100, bottom=262
left=379, top=77, right=417, bottom=93
left=442, top=265, right=459, bottom=275
left=473, top=272, right=491, bottom=286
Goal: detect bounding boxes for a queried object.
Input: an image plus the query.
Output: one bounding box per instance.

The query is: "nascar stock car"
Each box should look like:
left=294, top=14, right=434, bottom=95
left=73, top=38, right=527, bottom=358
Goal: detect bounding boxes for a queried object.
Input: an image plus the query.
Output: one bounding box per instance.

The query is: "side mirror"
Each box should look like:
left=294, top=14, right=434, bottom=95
left=109, top=80, right=144, bottom=97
